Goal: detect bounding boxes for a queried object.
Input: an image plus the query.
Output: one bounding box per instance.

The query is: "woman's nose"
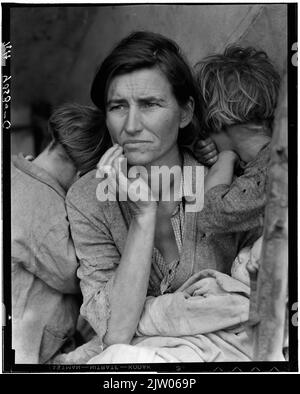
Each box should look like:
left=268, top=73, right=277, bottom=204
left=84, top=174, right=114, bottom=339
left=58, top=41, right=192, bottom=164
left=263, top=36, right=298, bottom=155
left=124, top=106, right=142, bottom=134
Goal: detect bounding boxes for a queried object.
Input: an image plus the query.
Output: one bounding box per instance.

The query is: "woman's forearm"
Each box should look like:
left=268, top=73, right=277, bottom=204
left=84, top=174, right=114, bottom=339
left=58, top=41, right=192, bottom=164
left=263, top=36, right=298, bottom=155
left=103, top=208, right=157, bottom=346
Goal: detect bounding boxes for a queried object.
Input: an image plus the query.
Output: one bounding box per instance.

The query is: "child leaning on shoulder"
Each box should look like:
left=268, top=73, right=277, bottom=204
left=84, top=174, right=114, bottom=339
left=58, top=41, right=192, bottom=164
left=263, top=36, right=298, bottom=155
left=193, top=45, right=280, bottom=242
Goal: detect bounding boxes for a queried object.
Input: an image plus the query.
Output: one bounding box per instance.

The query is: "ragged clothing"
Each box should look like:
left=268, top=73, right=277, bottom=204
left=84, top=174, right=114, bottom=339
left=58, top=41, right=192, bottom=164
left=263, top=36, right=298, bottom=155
left=197, top=144, right=270, bottom=233
left=86, top=269, right=255, bottom=363
left=66, top=150, right=263, bottom=347
left=54, top=239, right=287, bottom=364
left=11, top=154, right=80, bottom=363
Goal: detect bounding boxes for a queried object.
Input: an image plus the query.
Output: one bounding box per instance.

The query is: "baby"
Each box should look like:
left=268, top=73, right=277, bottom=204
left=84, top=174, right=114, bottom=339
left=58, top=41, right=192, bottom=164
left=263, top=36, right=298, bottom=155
left=231, top=236, right=262, bottom=285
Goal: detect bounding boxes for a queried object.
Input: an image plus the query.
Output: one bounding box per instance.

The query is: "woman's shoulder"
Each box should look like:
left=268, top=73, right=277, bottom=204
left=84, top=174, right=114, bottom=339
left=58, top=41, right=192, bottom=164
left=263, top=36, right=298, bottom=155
left=67, top=169, right=105, bottom=211
left=67, top=169, right=98, bottom=198
left=66, top=169, right=123, bottom=221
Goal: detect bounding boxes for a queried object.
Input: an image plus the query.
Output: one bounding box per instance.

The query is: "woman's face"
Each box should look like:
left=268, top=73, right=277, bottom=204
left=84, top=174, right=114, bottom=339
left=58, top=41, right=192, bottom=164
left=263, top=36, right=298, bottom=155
left=105, top=67, right=191, bottom=167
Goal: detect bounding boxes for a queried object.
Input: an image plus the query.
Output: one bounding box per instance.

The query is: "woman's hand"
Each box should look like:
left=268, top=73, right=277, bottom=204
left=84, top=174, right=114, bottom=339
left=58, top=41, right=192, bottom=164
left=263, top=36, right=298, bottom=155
left=97, top=144, right=157, bottom=215
left=183, top=277, right=226, bottom=297
left=193, top=137, right=218, bottom=166
left=97, top=144, right=157, bottom=346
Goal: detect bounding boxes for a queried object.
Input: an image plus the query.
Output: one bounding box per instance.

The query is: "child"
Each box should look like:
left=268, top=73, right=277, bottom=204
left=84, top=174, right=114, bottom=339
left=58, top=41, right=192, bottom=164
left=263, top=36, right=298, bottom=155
left=231, top=236, right=263, bottom=285
left=11, top=103, right=111, bottom=363
left=194, top=45, right=280, bottom=236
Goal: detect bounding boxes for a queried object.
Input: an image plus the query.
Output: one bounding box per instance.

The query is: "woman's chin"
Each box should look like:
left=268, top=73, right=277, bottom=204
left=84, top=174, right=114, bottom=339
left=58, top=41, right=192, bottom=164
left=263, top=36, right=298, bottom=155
left=126, top=152, right=154, bottom=167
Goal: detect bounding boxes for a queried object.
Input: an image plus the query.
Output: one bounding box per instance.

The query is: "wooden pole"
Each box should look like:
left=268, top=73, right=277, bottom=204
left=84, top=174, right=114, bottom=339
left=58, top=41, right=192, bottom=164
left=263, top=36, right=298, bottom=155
left=252, top=73, right=288, bottom=361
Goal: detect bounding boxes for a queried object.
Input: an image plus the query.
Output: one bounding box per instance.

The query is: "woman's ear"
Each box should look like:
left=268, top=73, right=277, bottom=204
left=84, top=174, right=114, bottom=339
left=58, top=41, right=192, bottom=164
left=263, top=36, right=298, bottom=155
left=179, top=96, right=195, bottom=128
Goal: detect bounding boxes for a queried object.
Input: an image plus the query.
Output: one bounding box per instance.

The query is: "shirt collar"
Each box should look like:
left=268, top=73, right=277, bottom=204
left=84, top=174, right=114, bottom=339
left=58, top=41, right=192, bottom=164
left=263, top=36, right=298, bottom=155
left=12, top=153, right=66, bottom=199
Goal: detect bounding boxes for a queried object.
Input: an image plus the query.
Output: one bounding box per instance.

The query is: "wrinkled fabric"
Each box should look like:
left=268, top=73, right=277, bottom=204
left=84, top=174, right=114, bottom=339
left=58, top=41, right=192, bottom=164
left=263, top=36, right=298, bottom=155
left=50, top=335, right=103, bottom=365
left=136, top=269, right=250, bottom=337
left=11, top=154, right=80, bottom=363
left=66, top=150, right=262, bottom=347
left=197, top=144, right=270, bottom=233
left=87, top=269, right=253, bottom=364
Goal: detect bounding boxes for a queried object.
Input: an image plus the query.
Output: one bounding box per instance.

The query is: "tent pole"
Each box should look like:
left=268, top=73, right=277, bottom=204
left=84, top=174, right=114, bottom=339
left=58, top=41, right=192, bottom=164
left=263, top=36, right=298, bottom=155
left=250, top=73, right=288, bottom=361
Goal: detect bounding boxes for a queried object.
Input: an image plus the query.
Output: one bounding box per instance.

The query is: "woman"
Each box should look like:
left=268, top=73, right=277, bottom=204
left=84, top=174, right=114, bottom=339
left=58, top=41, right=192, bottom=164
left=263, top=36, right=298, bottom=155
left=66, top=31, right=262, bottom=362
left=11, top=103, right=110, bottom=363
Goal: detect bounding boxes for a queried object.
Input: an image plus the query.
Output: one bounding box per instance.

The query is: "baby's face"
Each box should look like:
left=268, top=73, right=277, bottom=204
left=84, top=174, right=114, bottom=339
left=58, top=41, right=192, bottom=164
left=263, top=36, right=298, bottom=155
left=231, top=247, right=251, bottom=286
left=231, top=237, right=263, bottom=286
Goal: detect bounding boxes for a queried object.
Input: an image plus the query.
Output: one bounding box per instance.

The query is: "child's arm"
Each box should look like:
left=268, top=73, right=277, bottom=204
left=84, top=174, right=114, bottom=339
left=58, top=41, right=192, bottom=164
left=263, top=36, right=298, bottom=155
left=204, top=151, right=238, bottom=193
left=198, top=144, right=270, bottom=234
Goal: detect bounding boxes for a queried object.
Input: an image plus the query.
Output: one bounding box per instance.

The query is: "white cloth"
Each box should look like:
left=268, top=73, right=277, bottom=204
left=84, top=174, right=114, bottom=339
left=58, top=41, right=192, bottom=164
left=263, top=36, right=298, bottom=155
left=88, top=269, right=253, bottom=363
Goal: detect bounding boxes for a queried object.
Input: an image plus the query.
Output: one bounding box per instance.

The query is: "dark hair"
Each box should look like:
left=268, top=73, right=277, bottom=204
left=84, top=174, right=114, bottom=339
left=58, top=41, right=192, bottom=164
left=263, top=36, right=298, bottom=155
left=195, top=45, right=281, bottom=133
left=48, top=103, right=112, bottom=175
left=91, top=31, right=204, bottom=145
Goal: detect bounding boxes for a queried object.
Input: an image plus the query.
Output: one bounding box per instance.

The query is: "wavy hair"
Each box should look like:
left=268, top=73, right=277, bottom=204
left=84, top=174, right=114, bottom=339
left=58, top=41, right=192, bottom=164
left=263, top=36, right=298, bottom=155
left=91, top=31, right=205, bottom=145
left=48, top=103, right=112, bottom=175
left=195, top=45, right=281, bottom=133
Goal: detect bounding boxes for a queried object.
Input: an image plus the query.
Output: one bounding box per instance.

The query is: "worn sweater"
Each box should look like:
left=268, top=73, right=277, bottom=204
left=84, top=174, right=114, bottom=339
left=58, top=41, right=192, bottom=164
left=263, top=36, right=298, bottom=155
left=11, top=154, right=80, bottom=363
left=66, top=150, right=267, bottom=343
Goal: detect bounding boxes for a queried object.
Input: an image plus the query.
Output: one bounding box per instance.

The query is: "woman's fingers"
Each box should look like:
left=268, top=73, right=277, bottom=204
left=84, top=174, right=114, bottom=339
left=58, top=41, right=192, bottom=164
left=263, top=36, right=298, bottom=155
left=97, top=144, right=122, bottom=168
left=97, top=144, right=156, bottom=211
left=183, top=277, right=222, bottom=296
left=112, top=155, right=126, bottom=183
left=183, top=281, right=205, bottom=296
left=97, top=145, right=124, bottom=179
left=97, top=144, right=119, bottom=165
left=97, top=146, right=123, bottom=174
left=116, top=159, right=130, bottom=192
left=106, top=145, right=123, bottom=165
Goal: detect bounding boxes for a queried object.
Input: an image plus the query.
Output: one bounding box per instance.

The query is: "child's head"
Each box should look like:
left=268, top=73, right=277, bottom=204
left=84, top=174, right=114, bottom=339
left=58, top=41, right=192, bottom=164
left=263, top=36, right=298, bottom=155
left=196, top=45, right=281, bottom=134
left=48, top=103, right=112, bottom=176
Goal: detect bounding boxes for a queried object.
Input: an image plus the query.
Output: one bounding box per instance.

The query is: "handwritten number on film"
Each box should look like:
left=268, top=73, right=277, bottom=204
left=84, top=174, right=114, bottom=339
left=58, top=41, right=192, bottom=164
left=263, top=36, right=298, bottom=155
left=2, top=74, right=11, bottom=130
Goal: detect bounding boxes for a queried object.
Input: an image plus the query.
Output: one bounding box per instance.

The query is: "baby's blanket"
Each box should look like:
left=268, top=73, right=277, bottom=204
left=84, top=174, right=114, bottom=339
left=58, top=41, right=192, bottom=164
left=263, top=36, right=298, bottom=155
left=86, top=269, right=253, bottom=364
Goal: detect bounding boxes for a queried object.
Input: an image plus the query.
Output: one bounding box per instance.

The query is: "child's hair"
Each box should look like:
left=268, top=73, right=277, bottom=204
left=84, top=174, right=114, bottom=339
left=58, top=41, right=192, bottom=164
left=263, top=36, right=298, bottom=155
left=48, top=103, right=112, bottom=175
left=195, top=45, right=281, bottom=133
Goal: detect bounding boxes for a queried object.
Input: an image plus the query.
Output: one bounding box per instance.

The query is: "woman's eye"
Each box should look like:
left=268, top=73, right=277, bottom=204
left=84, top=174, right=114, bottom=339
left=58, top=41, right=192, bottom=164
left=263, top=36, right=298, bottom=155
left=108, top=104, right=126, bottom=112
left=111, top=105, right=123, bottom=111
left=141, top=102, right=158, bottom=109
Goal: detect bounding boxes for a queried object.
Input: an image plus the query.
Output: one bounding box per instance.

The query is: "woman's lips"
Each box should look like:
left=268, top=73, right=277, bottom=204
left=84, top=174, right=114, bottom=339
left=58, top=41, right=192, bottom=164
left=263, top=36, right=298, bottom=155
left=123, top=141, right=151, bottom=148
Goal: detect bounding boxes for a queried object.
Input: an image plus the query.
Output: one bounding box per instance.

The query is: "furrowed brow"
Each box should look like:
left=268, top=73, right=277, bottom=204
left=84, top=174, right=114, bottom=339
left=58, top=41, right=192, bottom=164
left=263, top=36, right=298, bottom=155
left=138, top=96, right=166, bottom=103
left=106, top=98, right=127, bottom=106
